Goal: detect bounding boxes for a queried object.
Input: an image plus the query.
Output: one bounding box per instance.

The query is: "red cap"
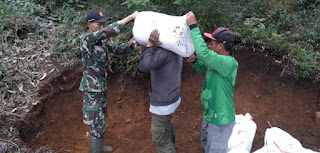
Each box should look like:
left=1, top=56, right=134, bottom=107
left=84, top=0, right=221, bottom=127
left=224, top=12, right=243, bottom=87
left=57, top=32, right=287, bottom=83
left=204, top=27, right=235, bottom=51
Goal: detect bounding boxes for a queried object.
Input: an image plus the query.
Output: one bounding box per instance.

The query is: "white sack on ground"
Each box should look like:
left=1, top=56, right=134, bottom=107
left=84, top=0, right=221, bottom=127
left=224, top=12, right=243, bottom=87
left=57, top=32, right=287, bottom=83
left=228, top=113, right=257, bottom=153
left=254, top=127, right=319, bottom=153
left=133, top=11, right=195, bottom=57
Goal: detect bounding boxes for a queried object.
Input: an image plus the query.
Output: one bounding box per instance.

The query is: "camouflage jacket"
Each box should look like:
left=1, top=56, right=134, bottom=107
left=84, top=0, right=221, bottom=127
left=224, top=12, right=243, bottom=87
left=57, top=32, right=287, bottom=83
left=79, top=21, right=133, bottom=92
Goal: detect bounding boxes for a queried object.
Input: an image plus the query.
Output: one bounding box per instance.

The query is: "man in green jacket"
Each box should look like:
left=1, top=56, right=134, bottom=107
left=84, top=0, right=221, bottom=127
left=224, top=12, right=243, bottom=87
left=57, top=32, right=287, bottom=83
left=80, top=10, right=138, bottom=153
left=185, top=11, right=238, bottom=153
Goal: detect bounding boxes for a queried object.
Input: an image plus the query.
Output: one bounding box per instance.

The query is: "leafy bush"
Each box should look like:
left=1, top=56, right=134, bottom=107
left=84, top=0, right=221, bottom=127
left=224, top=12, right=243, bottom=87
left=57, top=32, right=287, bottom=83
left=0, top=0, right=50, bottom=53
left=32, top=0, right=88, bottom=17
left=3, top=0, right=318, bottom=80
left=0, top=0, right=47, bottom=19
left=229, top=0, right=320, bottom=79
left=48, top=6, right=87, bottom=62
left=100, top=0, right=320, bottom=80
left=155, top=0, right=319, bottom=80
left=107, top=23, right=143, bottom=76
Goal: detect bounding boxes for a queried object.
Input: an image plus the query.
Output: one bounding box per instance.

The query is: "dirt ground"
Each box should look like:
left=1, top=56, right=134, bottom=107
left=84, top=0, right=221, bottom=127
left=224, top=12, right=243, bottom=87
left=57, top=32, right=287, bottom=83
left=18, top=49, right=320, bottom=153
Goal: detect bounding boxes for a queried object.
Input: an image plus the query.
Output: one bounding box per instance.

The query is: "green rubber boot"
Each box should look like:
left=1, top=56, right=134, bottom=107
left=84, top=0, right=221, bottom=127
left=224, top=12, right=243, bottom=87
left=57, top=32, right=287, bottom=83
left=89, top=138, right=113, bottom=153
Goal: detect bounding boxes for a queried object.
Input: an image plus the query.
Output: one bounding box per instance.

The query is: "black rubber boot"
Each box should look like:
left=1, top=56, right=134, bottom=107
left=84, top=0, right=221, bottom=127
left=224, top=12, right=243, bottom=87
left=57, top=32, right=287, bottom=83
left=89, top=137, right=113, bottom=153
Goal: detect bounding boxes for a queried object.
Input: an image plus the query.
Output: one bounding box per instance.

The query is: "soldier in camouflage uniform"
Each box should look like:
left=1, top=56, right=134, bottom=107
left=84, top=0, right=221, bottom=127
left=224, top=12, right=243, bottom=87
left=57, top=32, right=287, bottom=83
left=80, top=10, right=138, bottom=153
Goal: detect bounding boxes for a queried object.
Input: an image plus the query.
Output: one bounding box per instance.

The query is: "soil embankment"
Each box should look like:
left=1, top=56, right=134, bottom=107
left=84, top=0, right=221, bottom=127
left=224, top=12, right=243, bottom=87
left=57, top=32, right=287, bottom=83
left=19, top=49, right=320, bottom=153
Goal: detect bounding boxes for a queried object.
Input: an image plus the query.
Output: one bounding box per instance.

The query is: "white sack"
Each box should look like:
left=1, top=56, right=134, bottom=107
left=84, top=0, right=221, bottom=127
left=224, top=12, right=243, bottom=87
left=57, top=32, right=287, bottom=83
left=254, top=127, right=319, bottom=153
left=228, top=113, right=257, bottom=153
left=133, top=11, right=195, bottom=57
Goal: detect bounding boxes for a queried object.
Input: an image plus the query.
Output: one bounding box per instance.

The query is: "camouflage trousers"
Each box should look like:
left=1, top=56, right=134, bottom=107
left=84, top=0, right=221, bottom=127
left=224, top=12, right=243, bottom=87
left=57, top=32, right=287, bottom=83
left=82, top=91, right=107, bottom=139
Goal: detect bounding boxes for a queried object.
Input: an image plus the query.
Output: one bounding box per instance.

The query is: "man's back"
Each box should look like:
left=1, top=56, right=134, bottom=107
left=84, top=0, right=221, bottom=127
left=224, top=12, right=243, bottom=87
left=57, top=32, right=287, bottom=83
left=139, top=46, right=183, bottom=106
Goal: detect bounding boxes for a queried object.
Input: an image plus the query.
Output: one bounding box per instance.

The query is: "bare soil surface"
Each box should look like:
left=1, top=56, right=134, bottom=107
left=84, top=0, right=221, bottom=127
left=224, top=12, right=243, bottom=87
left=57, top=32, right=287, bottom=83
left=18, top=49, right=320, bottom=153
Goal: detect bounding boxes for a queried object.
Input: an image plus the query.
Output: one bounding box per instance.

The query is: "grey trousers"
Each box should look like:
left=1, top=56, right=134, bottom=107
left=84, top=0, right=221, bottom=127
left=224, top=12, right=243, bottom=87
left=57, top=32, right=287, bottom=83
left=201, top=120, right=235, bottom=153
left=151, top=113, right=176, bottom=153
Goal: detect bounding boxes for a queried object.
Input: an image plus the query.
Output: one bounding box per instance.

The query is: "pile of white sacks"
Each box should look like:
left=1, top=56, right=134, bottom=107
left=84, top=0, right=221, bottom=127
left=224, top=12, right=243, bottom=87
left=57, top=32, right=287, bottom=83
left=227, top=113, right=319, bottom=153
left=227, top=113, right=256, bottom=153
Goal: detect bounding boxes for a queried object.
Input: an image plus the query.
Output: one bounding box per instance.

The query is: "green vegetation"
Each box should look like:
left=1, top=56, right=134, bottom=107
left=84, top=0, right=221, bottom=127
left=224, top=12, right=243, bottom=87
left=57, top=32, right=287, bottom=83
left=121, top=0, right=320, bottom=79
left=1, top=1, right=318, bottom=152
left=1, top=0, right=319, bottom=81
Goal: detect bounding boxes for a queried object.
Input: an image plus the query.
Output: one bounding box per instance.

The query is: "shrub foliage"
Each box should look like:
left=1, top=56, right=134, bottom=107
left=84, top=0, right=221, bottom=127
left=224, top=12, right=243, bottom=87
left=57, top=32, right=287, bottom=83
left=1, top=0, right=319, bottom=80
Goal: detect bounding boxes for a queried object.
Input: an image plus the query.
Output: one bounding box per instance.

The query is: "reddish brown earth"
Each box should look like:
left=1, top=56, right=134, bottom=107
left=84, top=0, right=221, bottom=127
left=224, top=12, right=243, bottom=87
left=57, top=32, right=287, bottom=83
left=19, top=49, right=320, bottom=153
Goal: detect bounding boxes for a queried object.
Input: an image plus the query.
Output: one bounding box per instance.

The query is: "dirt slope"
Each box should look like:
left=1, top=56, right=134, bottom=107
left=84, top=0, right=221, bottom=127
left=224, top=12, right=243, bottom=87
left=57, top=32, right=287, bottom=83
left=19, top=49, right=320, bottom=153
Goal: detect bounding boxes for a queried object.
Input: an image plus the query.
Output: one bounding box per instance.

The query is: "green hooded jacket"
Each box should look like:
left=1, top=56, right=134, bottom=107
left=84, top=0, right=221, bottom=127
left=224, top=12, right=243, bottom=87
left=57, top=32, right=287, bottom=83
left=190, top=27, right=238, bottom=125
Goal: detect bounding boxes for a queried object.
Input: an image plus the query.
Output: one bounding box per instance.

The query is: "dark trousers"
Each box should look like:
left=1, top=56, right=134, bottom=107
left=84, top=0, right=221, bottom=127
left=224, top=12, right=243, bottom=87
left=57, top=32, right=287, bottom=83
left=151, top=113, right=176, bottom=153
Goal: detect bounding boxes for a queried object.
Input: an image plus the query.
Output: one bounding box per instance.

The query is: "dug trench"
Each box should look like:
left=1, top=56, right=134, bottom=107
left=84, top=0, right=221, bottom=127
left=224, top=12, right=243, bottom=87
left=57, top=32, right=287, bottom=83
left=18, top=49, right=320, bottom=153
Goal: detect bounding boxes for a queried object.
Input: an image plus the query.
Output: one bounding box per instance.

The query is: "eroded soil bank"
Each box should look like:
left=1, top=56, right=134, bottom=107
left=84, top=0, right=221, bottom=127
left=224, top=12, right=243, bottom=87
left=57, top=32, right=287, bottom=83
left=19, top=49, right=320, bottom=153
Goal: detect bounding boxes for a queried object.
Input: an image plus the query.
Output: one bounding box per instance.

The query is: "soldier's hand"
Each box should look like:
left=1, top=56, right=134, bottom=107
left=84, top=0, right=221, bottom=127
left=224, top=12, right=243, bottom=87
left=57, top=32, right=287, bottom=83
left=127, top=37, right=136, bottom=47
left=130, top=11, right=139, bottom=20
left=120, top=11, right=139, bottom=25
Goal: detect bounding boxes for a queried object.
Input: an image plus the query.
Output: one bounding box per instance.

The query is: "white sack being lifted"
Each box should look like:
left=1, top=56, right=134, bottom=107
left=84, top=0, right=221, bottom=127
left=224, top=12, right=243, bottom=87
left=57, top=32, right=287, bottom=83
left=133, top=11, right=195, bottom=57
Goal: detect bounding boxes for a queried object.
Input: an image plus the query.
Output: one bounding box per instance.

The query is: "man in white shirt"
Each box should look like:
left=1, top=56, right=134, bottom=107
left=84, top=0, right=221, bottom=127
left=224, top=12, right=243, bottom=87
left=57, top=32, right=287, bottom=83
left=138, top=29, right=183, bottom=153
